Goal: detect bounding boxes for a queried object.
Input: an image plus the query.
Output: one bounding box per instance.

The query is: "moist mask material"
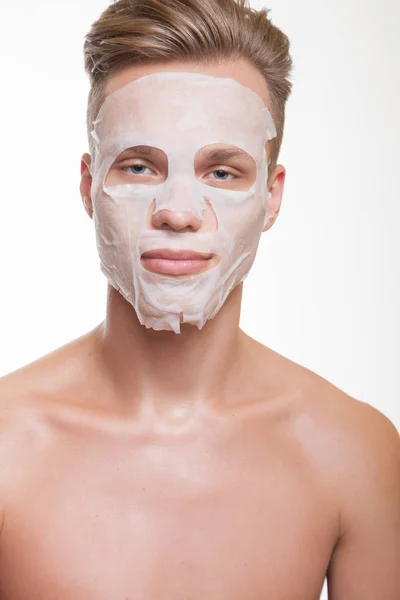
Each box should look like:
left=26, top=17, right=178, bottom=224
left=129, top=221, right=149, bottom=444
left=89, top=71, right=277, bottom=333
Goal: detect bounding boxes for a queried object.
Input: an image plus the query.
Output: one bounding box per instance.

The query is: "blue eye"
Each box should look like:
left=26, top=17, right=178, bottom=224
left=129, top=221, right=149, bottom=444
left=123, top=164, right=152, bottom=175
left=210, top=169, right=234, bottom=181
left=120, top=164, right=235, bottom=181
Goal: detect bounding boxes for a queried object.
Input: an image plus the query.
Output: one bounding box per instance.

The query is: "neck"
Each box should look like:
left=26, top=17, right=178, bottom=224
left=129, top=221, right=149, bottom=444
left=97, top=284, right=251, bottom=419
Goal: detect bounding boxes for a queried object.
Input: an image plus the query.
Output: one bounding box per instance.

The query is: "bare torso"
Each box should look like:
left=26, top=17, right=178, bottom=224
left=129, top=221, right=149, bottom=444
left=0, top=330, right=349, bottom=600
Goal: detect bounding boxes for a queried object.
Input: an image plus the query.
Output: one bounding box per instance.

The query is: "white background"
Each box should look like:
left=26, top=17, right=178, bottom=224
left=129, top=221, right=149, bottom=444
left=0, top=2, right=399, bottom=596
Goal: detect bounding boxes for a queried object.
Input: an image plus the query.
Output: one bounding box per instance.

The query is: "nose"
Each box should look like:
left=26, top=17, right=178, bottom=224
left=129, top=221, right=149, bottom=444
left=150, top=178, right=204, bottom=232
left=152, top=208, right=202, bottom=232
left=147, top=198, right=218, bottom=233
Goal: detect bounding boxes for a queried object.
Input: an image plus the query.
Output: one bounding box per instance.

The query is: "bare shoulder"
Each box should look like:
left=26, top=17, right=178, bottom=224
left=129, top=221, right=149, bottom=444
left=295, top=355, right=399, bottom=466
left=254, top=341, right=399, bottom=494
left=288, top=362, right=400, bottom=598
left=307, top=374, right=399, bottom=501
left=269, top=357, right=400, bottom=598
left=0, top=326, right=103, bottom=419
left=258, top=342, right=399, bottom=445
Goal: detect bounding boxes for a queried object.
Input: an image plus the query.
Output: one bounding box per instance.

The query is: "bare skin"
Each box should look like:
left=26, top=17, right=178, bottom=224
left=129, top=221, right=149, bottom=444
left=0, top=59, right=399, bottom=600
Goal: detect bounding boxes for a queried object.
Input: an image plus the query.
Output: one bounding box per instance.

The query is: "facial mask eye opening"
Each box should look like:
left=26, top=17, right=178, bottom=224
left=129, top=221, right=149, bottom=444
left=104, top=145, right=169, bottom=188
left=194, top=143, right=257, bottom=193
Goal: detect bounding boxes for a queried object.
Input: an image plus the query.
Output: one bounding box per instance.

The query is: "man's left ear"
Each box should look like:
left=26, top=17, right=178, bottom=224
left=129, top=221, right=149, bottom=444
left=263, top=165, right=286, bottom=232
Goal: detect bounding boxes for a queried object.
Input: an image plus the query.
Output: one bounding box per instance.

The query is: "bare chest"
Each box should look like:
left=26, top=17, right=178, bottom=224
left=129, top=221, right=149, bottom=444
left=0, top=415, right=336, bottom=600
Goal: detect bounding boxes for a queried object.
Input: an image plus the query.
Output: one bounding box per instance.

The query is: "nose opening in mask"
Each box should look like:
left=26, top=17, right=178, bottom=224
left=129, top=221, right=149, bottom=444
left=152, top=174, right=207, bottom=222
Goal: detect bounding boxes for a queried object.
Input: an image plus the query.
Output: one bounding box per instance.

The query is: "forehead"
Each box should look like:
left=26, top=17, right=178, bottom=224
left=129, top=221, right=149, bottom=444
left=103, top=59, right=272, bottom=109
left=92, top=72, right=275, bottom=158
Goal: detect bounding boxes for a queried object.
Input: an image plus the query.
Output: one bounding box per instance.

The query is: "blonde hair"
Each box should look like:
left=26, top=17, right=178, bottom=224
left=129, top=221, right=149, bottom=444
left=84, top=0, right=294, bottom=172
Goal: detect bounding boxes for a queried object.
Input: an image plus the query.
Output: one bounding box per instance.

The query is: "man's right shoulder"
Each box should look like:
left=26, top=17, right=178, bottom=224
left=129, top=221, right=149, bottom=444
left=0, top=345, right=72, bottom=412
left=0, top=327, right=101, bottom=423
left=0, top=349, right=66, bottom=440
left=0, top=353, right=53, bottom=539
left=0, top=342, right=81, bottom=539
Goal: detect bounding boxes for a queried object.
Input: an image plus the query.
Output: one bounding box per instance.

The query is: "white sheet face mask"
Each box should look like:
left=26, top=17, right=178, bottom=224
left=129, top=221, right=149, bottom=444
left=89, top=71, right=277, bottom=333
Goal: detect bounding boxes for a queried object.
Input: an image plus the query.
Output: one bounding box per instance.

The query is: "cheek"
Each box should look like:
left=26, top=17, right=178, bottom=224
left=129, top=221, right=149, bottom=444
left=95, top=190, right=150, bottom=238
left=216, top=193, right=265, bottom=243
left=95, top=197, right=127, bottom=241
left=220, top=195, right=266, bottom=281
left=93, top=195, right=144, bottom=277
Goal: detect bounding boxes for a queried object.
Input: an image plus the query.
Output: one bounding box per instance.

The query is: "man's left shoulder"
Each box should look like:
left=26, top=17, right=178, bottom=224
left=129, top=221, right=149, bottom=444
left=280, top=362, right=400, bottom=487
left=321, top=383, right=400, bottom=502
left=256, top=346, right=399, bottom=464
left=299, top=381, right=400, bottom=598
left=296, top=372, right=400, bottom=530
left=308, top=373, right=399, bottom=456
left=299, top=368, right=399, bottom=457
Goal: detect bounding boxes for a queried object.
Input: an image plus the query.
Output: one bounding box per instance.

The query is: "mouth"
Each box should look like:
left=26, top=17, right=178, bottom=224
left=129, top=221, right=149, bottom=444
left=141, top=248, right=216, bottom=276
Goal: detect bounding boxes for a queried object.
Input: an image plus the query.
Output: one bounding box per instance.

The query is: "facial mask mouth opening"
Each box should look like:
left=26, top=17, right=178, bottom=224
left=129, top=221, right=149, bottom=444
left=139, top=252, right=221, bottom=278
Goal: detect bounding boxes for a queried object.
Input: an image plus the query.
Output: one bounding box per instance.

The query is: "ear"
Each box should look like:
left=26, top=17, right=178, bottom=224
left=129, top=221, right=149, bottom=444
left=263, top=165, right=286, bottom=232
left=80, top=153, right=93, bottom=219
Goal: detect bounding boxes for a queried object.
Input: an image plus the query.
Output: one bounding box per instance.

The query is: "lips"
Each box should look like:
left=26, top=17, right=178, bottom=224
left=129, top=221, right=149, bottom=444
left=142, top=249, right=212, bottom=260
left=141, top=248, right=214, bottom=275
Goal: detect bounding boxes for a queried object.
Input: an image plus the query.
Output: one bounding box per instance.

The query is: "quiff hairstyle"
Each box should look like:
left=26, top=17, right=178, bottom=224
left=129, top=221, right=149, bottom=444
left=84, top=0, right=293, bottom=174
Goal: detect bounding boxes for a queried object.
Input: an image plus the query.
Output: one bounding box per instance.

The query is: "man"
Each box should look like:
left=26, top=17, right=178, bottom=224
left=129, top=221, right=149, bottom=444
left=0, top=0, right=399, bottom=598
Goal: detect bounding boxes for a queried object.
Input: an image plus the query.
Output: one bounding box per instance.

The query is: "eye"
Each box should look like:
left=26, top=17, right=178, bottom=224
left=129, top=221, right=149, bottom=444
left=207, top=169, right=235, bottom=181
left=121, top=163, right=154, bottom=176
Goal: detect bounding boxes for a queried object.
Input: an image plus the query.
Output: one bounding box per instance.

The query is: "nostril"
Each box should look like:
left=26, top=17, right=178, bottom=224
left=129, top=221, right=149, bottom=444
left=159, top=222, right=191, bottom=232
left=160, top=221, right=196, bottom=233
left=152, top=209, right=202, bottom=232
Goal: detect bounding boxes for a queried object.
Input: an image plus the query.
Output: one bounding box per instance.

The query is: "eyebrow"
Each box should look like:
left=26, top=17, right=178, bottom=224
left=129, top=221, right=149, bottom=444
left=119, top=145, right=163, bottom=156
left=197, top=147, right=253, bottom=162
left=119, top=145, right=253, bottom=162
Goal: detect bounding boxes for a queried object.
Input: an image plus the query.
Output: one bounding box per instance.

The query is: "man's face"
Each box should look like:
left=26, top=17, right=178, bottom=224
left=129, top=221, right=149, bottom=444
left=80, top=59, right=286, bottom=333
